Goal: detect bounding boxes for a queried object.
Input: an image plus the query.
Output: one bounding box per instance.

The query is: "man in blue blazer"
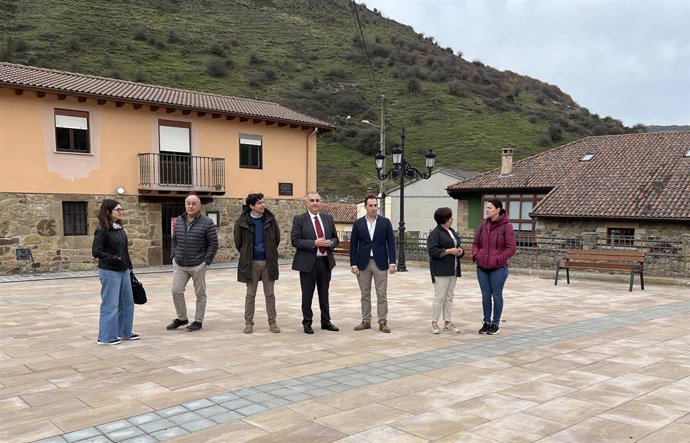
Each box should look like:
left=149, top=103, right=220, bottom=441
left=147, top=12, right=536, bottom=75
left=349, top=195, right=396, bottom=333
left=291, top=191, right=340, bottom=334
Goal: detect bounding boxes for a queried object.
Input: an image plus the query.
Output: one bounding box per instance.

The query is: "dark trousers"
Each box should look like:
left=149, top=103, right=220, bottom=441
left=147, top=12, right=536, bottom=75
left=300, top=258, right=331, bottom=326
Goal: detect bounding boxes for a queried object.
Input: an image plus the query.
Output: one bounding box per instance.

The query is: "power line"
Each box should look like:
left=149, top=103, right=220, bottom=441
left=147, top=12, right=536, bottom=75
left=350, top=1, right=383, bottom=97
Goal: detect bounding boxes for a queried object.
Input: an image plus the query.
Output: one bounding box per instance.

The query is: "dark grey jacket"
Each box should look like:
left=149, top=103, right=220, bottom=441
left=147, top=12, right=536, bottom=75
left=92, top=224, right=132, bottom=272
left=291, top=211, right=339, bottom=271
left=172, top=213, right=218, bottom=267
left=234, top=208, right=281, bottom=283
left=427, top=225, right=464, bottom=282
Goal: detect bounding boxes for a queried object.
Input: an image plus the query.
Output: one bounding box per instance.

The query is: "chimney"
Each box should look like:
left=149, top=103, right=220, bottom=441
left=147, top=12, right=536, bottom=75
left=366, top=187, right=375, bottom=198
left=500, top=147, right=514, bottom=177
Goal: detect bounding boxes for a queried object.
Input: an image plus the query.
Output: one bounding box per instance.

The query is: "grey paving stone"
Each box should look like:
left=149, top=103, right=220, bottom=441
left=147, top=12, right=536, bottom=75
left=33, top=438, right=68, bottom=443
left=208, top=392, right=240, bottom=403
left=361, top=375, right=387, bottom=384
left=268, top=387, right=298, bottom=397
left=196, top=405, right=230, bottom=418
left=284, top=392, right=312, bottom=402
left=127, top=413, right=161, bottom=426
left=220, top=398, right=253, bottom=410
left=273, top=378, right=302, bottom=387
left=234, top=387, right=262, bottom=397
left=96, top=419, right=130, bottom=433
left=151, top=426, right=189, bottom=441
left=258, top=397, right=293, bottom=408
left=182, top=399, right=215, bottom=411
left=168, top=411, right=204, bottom=426
left=210, top=411, right=243, bottom=424
left=63, top=427, right=100, bottom=442
left=286, top=383, right=313, bottom=393
left=244, top=392, right=276, bottom=402
left=297, top=375, right=321, bottom=383
left=106, top=426, right=144, bottom=442
left=378, top=372, right=402, bottom=380
left=139, top=418, right=175, bottom=434
left=122, top=436, right=157, bottom=443
left=180, top=418, right=217, bottom=432
left=303, top=387, right=335, bottom=397
left=255, top=382, right=285, bottom=392
left=235, top=403, right=268, bottom=416
left=157, top=405, right=189, bottom=418
left=327, top=384, right=355, bottom=392
left=343, top=379, right=369, bottom=388
left=74, top=436, right=110, bottom=443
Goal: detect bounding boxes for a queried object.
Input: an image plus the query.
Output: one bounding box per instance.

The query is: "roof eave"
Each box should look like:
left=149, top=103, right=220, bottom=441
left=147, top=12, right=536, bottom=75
left=533, top=213, right=690, bottom=222
left=4, top=83, right=335, bottom=131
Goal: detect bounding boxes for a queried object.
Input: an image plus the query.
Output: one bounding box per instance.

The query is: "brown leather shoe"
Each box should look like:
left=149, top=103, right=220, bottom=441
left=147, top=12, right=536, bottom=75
left=379, top=321, right=391, bottom=333
left=354, top=321, right=371, bottom=331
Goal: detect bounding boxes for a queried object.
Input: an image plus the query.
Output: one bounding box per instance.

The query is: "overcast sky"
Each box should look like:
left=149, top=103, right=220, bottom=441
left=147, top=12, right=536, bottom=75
left=359, top=0, right=690, bottom=126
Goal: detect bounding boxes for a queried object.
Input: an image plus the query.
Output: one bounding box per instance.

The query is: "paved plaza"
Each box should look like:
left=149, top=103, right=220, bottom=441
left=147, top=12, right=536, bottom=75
left=0, top=262, right=689, bottom=443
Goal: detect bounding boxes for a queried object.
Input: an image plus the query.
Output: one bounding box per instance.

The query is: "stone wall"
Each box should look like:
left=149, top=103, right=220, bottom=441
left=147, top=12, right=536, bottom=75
left=0, top=192, right=306, bottom=275
left=203, top=197, right=305, bottom=264
left=536, top=218, right=690, bottom=239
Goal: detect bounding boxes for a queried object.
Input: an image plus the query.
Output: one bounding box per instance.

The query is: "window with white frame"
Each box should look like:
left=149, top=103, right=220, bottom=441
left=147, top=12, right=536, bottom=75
left=159, top=120, right=192, bottom=185
left=55, top=109, right=90, bottom=153
left=239, top=134, right=262, bottom=169
left=482, top=193, right=546, bottom=232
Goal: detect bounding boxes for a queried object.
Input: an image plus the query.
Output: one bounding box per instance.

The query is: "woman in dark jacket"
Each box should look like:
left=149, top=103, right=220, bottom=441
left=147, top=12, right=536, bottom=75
left=427, top=207, right=464, bottom=334
left=472, top=199, right=517, bottom=335
left=92, top=199, right=137, bottom=345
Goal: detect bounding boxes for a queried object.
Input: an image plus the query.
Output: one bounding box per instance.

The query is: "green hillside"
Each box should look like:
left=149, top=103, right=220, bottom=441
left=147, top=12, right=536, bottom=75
left=0, top=0, right=642, bottom=199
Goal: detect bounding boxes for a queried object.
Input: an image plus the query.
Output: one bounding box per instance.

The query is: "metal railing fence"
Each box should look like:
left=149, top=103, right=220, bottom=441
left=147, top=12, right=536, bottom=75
left=338, top=231, right=688, bottom=278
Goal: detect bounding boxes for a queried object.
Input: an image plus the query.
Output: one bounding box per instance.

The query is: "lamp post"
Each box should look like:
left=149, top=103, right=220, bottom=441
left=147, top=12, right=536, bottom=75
left=375, top=128, right=437, bottom=272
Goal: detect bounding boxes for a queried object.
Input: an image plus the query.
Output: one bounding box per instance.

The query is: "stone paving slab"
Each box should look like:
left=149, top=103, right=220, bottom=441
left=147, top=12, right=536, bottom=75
left=0, top=264, right=688, bottom=442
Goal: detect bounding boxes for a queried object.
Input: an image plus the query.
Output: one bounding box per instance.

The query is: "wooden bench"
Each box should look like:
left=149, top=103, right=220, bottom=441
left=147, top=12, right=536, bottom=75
left=333, top=240, right=350, bottom=256
left=555, top=249, right=645, bottom=292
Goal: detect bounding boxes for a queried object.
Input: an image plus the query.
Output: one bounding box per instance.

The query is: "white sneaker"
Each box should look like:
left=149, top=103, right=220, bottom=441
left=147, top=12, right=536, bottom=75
left=430, top=324, right=440, bottom=334
left=443, top=323, right=460, bottom=334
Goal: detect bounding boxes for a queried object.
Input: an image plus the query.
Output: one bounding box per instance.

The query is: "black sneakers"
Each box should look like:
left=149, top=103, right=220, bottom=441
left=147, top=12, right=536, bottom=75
left=166, top=318, right=189, bottom=330
left=119, top=333, right=140, bottom=340
left=487, top=323, right=500, bottom=335
left=186, top=321, right=203, bottom=331
left=478, top=322, right=491, bottom=334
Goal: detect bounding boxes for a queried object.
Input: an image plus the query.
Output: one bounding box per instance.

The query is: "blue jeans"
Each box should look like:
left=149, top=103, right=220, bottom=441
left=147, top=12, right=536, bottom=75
left=476, top=266, right=509, bottom=325
left=98, top=269, right=134, bottom=342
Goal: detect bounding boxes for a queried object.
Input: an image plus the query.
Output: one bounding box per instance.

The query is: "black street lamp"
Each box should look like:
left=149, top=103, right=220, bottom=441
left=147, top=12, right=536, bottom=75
left=375, top=128, right=437, bottom=272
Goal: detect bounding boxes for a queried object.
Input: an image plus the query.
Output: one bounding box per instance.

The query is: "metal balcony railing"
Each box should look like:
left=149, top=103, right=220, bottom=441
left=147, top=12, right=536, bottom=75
left=138, top=153, right=225, bottom=194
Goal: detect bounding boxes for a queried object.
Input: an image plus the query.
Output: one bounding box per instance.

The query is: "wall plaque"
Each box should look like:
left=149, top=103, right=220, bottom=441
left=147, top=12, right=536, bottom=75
left=278, top=182, right=293, bottom=196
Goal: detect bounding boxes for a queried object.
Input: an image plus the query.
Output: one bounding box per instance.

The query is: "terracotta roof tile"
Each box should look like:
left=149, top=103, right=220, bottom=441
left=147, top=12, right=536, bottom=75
left=321, top=202, right=358, bottom=223
left=0, top=62, right=333, bottom=129
left=448, top=132, right=690, bottom=220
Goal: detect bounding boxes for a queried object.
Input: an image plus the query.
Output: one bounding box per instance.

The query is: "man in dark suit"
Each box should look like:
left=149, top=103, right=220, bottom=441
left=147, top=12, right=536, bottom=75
left=291, top=191, right=340, bottom=334
left=349, top=195, right=396, bottom=333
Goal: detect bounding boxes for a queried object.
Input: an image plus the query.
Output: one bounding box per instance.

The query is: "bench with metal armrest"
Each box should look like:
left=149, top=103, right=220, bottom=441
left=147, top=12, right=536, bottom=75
left=555, top=249, right=645, bottom=292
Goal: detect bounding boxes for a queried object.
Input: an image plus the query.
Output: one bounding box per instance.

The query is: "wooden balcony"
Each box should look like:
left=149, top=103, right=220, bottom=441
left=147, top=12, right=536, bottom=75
left=138, top=153, right=225, bottom=195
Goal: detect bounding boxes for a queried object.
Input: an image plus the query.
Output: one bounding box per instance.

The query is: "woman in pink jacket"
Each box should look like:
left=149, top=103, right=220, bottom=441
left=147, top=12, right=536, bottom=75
left=472, top=199, right=516, bottom=335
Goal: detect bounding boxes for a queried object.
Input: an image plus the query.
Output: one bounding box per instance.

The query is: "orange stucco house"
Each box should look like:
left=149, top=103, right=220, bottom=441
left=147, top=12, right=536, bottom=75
left=0, top=62, right=333, bottom=274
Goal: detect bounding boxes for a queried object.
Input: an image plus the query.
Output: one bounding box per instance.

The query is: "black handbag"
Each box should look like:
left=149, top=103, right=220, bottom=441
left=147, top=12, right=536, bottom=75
left=130, top=271, right=147, bottom=305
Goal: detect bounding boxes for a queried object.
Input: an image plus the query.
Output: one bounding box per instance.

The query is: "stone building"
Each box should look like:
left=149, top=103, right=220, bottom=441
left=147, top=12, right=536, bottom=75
left=446, top=132, right=690, bottom=276
left=0, top=62, right=333, bottom=275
